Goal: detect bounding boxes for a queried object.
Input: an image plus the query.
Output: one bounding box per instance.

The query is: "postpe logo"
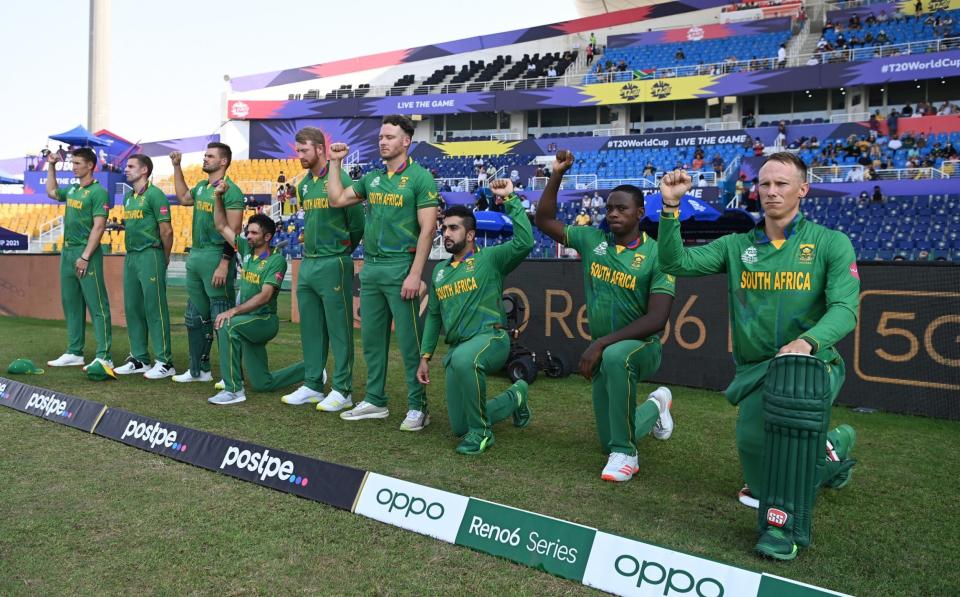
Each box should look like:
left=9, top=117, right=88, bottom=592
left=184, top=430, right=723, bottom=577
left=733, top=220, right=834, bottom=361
left=614, top=555, right=725, bottom=597
left=376, top=488, right=445, bottom=520
left=219, top=446, right=308, bottom=486
left=120, top=419, right=187, bottom=452
left=25, top=392, right=72, bottom=419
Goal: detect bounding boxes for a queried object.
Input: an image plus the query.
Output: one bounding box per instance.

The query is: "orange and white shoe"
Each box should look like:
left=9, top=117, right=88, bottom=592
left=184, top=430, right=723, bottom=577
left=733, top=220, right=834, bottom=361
left=601, top=452, right=639, bottom=482
left=648, top=386, right=674, bottom=440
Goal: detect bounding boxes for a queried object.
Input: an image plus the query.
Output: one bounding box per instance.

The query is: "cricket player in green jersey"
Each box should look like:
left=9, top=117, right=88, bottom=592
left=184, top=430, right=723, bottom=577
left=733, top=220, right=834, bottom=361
left=280, top=127, right=365, bottom=409
left=416, top=180, right=533, bottom=455
left=658, top=153, right=859, bottom=560
left=327, top=115, right=438, bottom=431
left=206, top=187, right=304, bottom=405
left=45, top=147, right=113, bottom=370
left=536, top=150, right=676, bottom=483
left=169, top=143, right=244, bottom=383
left=113, top=154, right=176, bottom=379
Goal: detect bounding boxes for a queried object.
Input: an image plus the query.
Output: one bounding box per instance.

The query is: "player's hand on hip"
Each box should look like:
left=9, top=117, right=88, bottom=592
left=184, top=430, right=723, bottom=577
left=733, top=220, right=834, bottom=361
left=416, top=358, right=431, bottom=385
left=659, top=169, right=692, bottom=205
left=579, top=341, right=604, bottom=381
left=778, top=338, right=814, bottom=356
left=169, top=151, right=182, bottom=166
left=489, top=178, right=514, bottom=197
left=553, top=149, right=575, bottom=175
left=400, top=273, right=421, bottom=300
left=328, top=143, right=349, bottom=161
left=212, top=261, right=228, bottom=288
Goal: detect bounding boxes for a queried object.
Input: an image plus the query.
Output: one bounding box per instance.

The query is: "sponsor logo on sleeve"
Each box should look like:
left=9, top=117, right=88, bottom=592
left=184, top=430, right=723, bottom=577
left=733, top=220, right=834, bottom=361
left=354, top=473, right=469, bottom=543
left=849, top=262, right=859, bottom=280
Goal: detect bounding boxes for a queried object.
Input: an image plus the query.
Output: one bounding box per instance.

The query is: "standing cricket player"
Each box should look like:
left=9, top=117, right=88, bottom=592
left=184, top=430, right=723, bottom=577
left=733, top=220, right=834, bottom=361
left=536, top=150, right=676, bottom=482
left=45, top=147, right=113, bottom=370
left=657, top=152, right=858, bottom=560
left=113, top=154, right=176, bottom=379
left=327, top=115, right=438, bottom=431
left=280, top=127, right=365, bottom=409
left=206, top=186, right=304, bottom=405
left=416, top=180, right=533, bottom=454
left=169, top=144, right=243, bottom=383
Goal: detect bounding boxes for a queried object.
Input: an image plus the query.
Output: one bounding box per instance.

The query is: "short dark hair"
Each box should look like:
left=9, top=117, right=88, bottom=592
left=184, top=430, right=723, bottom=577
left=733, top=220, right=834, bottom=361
left=208, top=142, right=232, bottom=168
left=382, top=114, right=415, bottom=137
left=73, top=147, right=97, bottom=167
left=610, top=184, right=644, bottom=208
left=247, top=213, right=276, bottom=238
left=128, top=154, right=153, bottom=177
left=443, top=205, right=476, bottom=232
left=763, top=152, right=808, bottom=181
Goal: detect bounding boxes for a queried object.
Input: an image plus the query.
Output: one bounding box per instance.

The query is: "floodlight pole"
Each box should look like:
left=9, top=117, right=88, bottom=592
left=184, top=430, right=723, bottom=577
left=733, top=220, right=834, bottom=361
left=87, top=0, right=111, bottom=133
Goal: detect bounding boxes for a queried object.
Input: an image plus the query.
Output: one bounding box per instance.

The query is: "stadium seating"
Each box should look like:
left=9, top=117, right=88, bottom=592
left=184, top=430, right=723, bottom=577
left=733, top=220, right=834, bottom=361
left=152, top=158, right=302, bottom=195
left=821, top=9, right=959, bottom=62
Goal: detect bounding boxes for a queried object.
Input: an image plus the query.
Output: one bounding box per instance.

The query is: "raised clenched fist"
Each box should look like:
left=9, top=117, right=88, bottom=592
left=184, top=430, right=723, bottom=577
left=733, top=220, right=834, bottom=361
left=328, top=143, right=349, bottom=161
left=488, top=178, right=514, bottom=197
left=553, top=149, right=574, bottom=174
left=169, top=151, right=182, bottom=166
left=659, top=169, right=692, bottom=205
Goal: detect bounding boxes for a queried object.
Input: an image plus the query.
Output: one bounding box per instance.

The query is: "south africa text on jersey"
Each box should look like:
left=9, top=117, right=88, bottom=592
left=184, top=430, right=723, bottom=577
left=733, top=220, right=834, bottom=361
left=368, top=192, right=404, bottom=207
left=590, top=262, right=637, bottom=290
left=436, top=276, right=478, bottom=300
left=741, top=270, right=813, bottom=291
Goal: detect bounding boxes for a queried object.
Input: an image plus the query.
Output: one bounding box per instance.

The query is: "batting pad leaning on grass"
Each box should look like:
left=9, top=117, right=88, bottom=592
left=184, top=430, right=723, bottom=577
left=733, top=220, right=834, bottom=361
left=0, top=376, right=850, bottom=597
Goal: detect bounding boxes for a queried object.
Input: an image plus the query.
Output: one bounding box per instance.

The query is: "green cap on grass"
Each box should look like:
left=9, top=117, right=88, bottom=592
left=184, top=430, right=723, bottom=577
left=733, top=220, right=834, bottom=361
left=7, top=358, right=44, bottom=375
left=86, top=359, right=117, bottom=381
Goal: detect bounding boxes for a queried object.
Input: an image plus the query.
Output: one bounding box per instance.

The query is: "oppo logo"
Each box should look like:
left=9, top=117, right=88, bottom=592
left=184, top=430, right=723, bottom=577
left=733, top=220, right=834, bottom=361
left=614, top=555, right=724, bottom=596
left=376, top=488, right=445, bottom=519
left=25, top=392, right=68, bottom=417
left=120, top=419, right=184, bottom=451
left=219, top=446, right=308, bottom=486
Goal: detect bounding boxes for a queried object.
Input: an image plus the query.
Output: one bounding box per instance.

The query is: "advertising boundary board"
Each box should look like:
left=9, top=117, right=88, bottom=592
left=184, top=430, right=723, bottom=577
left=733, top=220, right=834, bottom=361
left=0, top=376, right=847, bottom=596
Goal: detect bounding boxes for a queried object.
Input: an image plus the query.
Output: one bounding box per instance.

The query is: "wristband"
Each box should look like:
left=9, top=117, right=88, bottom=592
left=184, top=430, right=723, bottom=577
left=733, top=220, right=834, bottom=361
left=79, top=256, right=89, bottom=262
left=222, top=243, right=236, bottom=261
left=662, top=201, right=680, bottom=208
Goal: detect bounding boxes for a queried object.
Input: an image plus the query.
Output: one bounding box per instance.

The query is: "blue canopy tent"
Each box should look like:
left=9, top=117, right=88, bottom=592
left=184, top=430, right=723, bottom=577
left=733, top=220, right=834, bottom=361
left=643, top=192, right=722, bottom=222
left=474, top=210, right=514, bottom=247
left=49, top=125, right=112, bottom=148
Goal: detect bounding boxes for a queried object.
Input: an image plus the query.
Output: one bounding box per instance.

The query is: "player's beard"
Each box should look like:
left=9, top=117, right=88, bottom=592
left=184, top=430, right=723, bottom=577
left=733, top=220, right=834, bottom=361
left=445, top=238, right=467, bottom=255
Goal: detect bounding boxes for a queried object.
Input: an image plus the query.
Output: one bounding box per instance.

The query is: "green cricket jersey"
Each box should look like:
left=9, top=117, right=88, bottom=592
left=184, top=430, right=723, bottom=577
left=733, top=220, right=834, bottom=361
left=350, top=157, right=438, bottom=260
left=234, top=234, right=287, bottom=316
left=657, top=211, right=859, bottom=365
left=123, top=183, right=171, bottom=252
left=190, top=177, right=244, bottom=250
left=564, top=226, right=676, bottom=341
left=56, top=180, right=109, bottom=248
left=421, top=195, right=534, bottom=356
left=296, top=165, right=365, bottom=257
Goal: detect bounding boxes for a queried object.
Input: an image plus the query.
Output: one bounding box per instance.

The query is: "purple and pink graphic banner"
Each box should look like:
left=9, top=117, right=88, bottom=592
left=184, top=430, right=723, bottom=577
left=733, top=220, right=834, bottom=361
left=228, top=50, right=960, bottom=120
left=607, top=16, right=791, bottom=48
left=248, top=119, right=383, bottom=161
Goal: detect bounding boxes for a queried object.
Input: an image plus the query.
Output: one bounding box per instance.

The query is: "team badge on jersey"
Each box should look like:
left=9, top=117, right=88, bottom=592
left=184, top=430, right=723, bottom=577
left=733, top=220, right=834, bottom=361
left=741, top=246, right=758, bottom=264
left=630, top=253, right=646, bottom=270
left=798, top=244, right=816, bottom=263
left=465, top=258, right=475, bottom=272
left=398, top=176, right=409, bottom=189
left=436, top=269, right=445, bottom=282
left=371, top=176, right=381, bottom=187
left=593, top=241, right=608, bottom=256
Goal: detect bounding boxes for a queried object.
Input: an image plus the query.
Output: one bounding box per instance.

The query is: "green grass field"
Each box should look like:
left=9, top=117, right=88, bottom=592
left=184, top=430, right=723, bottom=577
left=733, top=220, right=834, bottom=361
left=1, top=287, right=958, bottom=596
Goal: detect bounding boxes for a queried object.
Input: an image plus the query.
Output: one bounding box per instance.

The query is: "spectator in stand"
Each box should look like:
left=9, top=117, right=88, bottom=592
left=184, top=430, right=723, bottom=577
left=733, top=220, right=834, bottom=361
left=245, top=195, right=259, bottom=210
left=887, top=110, right=899, bottom=136
left=277, top=171, right=286, bottom=184
left=474, top=187, right=489, bottom=211
left=617, top=59, right=628, bottom=72
left=876, top=30, right=890, bottom=44
left=746, top=178, right=759, bottom=213
left=753, top=137, right=765, bottom=156
left=477, top=169, right=488, bottom=187
left=877, top=9, right=888, bottom=23
left=574, top=209, right=591, bottom=226
left=776, top=44, right=787, bottom=68
left=591, top=191, right=604, bottom=209
left=535, top=164, right=546, bottom=178
left=914, top=0, right=922, bottom=15
left=486, top=163, right=497, bottom=180
left=643, top=161, right=656, bottom=177
left=547, top=65, right=558, bottom=79
left=586, top=43, right=594, bottom=66
left=865, top=166, right=878, bottom=180
left=582, top=193, right=592, bottom=211
left=938, top=101, right=955, bottom=115
left=692, top=154, right=704, bottom=170
left=902, top=103, right=915, bottom=117
left=735, top=174, right=746, bottom=207
left=872, top=185, right=884, bottom=204
left=742, top=112, right=756, bottom=128
left=510, top=168, right=520, bottom=187
left=675, top=49, right=685, bottom=61
left=775, top=121, right=787, bottom=149
left=712, top=155, right=724, bottom=176
left=590, top=32, right=596, bottom=47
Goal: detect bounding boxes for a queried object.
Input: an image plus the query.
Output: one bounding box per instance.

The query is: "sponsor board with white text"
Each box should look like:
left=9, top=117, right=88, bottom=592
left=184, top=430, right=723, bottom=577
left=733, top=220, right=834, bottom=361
left=354, top=473, right=469, bottom=543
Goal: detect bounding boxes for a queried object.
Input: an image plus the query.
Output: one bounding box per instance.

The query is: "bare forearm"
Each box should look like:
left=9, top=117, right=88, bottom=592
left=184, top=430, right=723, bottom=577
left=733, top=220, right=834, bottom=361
left=160, top=227, right=173, bottom=262
left=173, top=166, right=193, bottom=205
left=45, top=164, right=59, bottom=199
left=534, top=169, right=565, bottom=242
left=234, top=288, right=273, bottom=314
left=83, top=222, right=106, bottom=259
left=409, top=226, right=434, bottom=278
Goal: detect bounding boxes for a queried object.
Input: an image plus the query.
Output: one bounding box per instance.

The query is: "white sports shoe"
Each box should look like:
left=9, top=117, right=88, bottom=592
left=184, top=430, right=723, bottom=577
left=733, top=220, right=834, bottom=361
left=738, top=485, right=760, bottom=509
left=400, top=409, right=430, bottom=431
left=82, top=358, right=113, bottom=372
left=601, top=452, right=639, bottom=482
left=173, top=370, right=213, bottom=383
left=208, top=390, right=246, bottom=405
left=144, top=362, right=176, bottom=380
left=281, top=385, right=324, bottom=405
left=648, top=386, right=674, bottom=441
left=115, top=356, right=148, bottom=375
left=316, top=389, right=352, bottom=412
left=339, top=400, right=389, bottom=421
left=47, top=353, right=84, bottom=367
